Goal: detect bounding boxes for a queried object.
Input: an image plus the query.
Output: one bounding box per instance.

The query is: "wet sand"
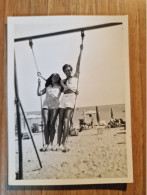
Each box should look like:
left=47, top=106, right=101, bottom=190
left=15, top=127, right=127, bottom=179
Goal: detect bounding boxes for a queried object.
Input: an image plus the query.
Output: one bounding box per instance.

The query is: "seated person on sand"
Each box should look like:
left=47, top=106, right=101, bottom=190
left=110, top=116, right=117, bottom=122
left=119, top=118, right=126, bottom=129
left=89, top=114, right=94, bottom=128
left=108, top=116, right=125, bottom=128
left=79, top=119, right=85, bottom=132
left=108, top=117, right=118, bottom=128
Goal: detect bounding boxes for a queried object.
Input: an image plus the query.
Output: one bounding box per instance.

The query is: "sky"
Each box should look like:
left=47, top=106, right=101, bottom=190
left=14, top=16, right=127, bottom=112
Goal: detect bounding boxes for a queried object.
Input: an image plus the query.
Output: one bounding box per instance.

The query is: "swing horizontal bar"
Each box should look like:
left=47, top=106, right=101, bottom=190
left=14, top=22, right=122, bottom=42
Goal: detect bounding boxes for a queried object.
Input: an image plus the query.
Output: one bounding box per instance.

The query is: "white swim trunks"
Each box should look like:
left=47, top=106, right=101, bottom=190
left=59, top=93, right=76, bottom=109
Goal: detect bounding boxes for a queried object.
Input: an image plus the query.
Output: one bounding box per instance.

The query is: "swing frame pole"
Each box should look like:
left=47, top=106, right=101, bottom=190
left=14, top=54, right=23, bottom=179
left=14, top=22, right=122, bottom=42
left=14, top=53, right=42, bottom=171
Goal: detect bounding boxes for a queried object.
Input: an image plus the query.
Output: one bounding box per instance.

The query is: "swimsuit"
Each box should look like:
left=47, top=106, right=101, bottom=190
left=43, top=85, right=61, bottom=110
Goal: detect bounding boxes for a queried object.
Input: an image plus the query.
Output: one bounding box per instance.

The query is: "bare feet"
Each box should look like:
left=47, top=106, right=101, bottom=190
left=62, top=145, right=70, bottom=153
left=40, top=144, right=49, bottom=152
left=54, top=144, right=60, bottom=151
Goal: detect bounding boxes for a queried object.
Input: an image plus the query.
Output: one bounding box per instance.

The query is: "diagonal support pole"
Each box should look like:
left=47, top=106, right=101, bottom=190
left=14, top=52, right=42, bottom=173
left=19, top=100, right=42, bottom=168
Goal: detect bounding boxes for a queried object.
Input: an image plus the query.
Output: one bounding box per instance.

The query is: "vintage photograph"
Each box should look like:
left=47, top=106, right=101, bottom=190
left=7, top=16, right=133, bottom=185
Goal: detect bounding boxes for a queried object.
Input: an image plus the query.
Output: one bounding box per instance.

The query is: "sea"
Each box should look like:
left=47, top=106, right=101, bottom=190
left=25, top=103, right=125, bottom=129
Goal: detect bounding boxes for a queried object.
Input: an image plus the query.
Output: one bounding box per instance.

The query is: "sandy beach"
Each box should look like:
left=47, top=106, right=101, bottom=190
left=15, top=126, right=127, bottom=180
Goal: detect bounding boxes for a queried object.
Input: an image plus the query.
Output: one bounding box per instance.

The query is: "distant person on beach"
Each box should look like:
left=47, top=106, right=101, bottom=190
left=37, top=73, right=63, bottom=151
left=89, top=114, right=94, bottom=128
left=54, top=44, right=83, bottom=152
left=110, top=116, right=116, bottom=122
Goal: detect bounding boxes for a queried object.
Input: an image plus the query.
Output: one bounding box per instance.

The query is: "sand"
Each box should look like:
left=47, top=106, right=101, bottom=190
left=15, top=127, right=127, bottom=180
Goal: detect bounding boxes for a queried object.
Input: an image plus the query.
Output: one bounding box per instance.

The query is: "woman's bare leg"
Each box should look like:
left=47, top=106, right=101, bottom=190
left=62, top=108, right=73, bottom=149
left=57, top=108, right=65, bottom=145
left=41, top=109, right=49, bottom=150
left=49, top=108, right=59, bottom=148
left=69, top=109, right=74, bottom=132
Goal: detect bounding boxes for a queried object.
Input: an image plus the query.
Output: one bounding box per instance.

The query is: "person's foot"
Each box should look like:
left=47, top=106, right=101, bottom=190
left=54, top=144, right=60, bottom=151
left=50, top=145, right=54, bottom=151
left=62, top=145, right=70, bottom=153
left=40, top=145, right=49, bottom=152
left=48, top=144, right=53, bottom=150
left=58, top=144, right=64, bottom=151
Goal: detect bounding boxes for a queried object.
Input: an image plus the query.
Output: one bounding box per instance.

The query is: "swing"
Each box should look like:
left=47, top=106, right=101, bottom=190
left=28, top=31, right=85, bottom=146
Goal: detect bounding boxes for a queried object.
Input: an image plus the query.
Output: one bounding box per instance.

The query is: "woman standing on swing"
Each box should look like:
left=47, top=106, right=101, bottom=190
left=55, top=43, right=83, bottom=152
left=37, top=73, right=63, bottom=151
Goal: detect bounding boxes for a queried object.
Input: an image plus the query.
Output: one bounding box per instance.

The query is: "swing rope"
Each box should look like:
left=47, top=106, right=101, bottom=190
left=29, top=40, right=46, bottom=81
left=72, top=31, right=85, bottom=120
left=29, top=39, right=45, bottom=147
left=76, top=30, right=84, bottom=87
left=38, top=86, right=45, bottom=147
left=29, top=33, right=84, bottom=139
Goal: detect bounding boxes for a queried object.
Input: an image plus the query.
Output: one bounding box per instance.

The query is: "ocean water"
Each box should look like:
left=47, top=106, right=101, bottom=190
left=73, top=104, right=125, bottom=128
left=20, top=104, right=125, bottom=130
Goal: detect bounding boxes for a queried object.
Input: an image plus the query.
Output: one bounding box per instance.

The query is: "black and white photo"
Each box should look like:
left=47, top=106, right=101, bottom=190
left=7, top=16, right=133, bottom=185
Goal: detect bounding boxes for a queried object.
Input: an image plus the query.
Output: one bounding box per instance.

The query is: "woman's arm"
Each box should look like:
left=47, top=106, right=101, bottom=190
left=60, top=79, right=67, bottom=90
left=60, top=79, right=72, bottom=92
left=60, top=79, right=79, bottom=94
left=37, top=78, right=46, bottom=96
left=74, top=44, right=83, bottom=78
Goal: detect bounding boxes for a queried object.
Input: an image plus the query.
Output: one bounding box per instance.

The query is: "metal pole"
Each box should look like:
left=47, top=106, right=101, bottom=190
left=14, top=53, right=23, bottom=179
left=96, top=106, right=100, bottom=125
left=14, top=52, right=42, bottom=169
left=111, top=107, right=114, bottom=118
left=14, top=22, right=122, bottom=42
left=19, top=101, right=42, bottom=168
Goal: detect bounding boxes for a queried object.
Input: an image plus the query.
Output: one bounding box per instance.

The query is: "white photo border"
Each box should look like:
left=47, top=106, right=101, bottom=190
left=7, top=15, right=133, bottom=186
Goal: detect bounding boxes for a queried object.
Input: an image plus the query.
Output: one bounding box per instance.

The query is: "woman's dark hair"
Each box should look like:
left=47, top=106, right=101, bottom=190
left=45, top=73, right=64, bottom=92
left=62, top=64, right=73, bottom=73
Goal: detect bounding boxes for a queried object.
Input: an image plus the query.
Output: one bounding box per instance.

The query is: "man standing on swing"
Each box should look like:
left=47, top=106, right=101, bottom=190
left=55, top=43, right=83, bottom=152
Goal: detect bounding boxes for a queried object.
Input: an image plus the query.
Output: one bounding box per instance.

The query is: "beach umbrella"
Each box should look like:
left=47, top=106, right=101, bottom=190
left=111, top=108, right=113, bottom=118
left=83, top=110, right=86, bottom=122
left=96, top=106, right=100, bottom=125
